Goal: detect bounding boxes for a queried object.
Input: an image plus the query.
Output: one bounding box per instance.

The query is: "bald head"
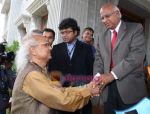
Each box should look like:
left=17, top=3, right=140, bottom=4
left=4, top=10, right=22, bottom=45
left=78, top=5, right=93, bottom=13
left=101, top=4, right=118, bottom=12
left=100, top=3, right=121, bottom=29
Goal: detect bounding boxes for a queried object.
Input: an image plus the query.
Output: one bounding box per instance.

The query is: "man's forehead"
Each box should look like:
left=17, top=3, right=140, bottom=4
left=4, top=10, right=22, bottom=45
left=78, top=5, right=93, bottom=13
left=100, top=4, right=114, bottom=13
left=100, top=7, right=112, bottom=14
left=60, top=28, right=73, bottom=31
left=43, top=31, right=54, bottom=36
left=84, top=30, right=93, bottom=33
left=33, top=35, right=49, bottom=43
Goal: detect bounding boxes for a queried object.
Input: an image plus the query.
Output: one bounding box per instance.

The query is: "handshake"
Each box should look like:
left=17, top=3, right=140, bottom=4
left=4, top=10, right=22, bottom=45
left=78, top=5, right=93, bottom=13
left=86, top=72, right=115, bottom=97
left=86, top=73, right=105, bottom=97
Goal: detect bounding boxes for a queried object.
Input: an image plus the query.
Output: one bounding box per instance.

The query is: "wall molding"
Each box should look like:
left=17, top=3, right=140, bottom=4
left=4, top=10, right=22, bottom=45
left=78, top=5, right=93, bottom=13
left=26, top=0, right=48, bottom=14
left=1, top=0, right=11, bottom=13
left=15, top=14, right=31, bottom=27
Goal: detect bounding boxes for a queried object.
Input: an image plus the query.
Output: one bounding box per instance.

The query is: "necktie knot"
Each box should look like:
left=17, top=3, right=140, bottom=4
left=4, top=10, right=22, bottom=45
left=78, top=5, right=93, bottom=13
left=113, top=30, right=117, bottom=35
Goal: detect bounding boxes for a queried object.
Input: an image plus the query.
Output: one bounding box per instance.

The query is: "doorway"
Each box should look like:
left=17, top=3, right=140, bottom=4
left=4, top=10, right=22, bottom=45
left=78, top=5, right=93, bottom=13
left=119, top=7, right=145, bottom=27
left=118, top=0, right=146, bottom=27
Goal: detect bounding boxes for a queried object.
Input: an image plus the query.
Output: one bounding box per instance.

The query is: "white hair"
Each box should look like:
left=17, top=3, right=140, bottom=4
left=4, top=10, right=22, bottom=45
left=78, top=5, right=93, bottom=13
left=15, top=34, right=39, bottom=73
left=113, top=5, right=122, bottom=18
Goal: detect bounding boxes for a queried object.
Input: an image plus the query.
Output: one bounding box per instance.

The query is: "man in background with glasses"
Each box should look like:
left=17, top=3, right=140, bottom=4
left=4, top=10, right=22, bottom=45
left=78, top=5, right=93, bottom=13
left=48, top=18, right=94, bottom=114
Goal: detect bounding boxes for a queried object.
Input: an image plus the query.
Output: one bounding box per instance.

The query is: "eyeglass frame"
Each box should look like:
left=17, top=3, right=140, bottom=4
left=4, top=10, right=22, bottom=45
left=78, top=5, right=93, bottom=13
left=60, top=30, right=74, bottom=35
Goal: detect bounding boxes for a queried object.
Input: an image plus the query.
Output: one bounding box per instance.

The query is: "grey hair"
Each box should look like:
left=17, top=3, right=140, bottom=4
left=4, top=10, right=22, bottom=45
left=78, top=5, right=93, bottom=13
left=113, top=5, right=122, bottom=18
left=15, top=34, right=39, bottom=73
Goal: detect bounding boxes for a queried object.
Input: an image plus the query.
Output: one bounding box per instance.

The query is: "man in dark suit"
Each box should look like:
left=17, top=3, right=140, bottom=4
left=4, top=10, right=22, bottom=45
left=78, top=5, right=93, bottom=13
left=93, top=3, right=148, bottom=114
left=48, top=18, right=94, bottom=114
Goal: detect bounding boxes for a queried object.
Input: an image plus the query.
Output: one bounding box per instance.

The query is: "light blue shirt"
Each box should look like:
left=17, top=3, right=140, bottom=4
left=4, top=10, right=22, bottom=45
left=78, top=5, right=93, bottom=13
left=67, top=40, right=77, bottom=59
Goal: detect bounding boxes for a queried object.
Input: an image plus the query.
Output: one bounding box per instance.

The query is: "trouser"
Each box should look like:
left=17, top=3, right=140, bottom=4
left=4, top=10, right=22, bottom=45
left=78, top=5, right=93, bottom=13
left=60, top=101, right=92, bottom=114
left=104, top=81, right=136, bottom=114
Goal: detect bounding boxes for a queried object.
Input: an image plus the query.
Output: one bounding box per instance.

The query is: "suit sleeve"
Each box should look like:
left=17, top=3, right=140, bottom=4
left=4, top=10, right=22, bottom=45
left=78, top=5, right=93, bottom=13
left=112, top=24, right=146, bottom=79
left=86, top=45, right=94, bottom=75
left=23, top=71, right=91, bottom=112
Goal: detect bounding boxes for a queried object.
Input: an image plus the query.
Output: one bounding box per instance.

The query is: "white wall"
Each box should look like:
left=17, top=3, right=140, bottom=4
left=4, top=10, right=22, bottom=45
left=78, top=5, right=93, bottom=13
left=46, top=0, right=62, bottom=44
left=6, top=0, right=22, bottom=44
left=59, top=0, right=88, bottom=42
left=0, top=3, right=5, bottom=42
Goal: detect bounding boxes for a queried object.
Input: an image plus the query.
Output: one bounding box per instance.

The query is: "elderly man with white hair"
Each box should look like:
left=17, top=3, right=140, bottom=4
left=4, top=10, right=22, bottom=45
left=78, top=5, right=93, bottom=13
left=11, top=34, right=100, bottom=114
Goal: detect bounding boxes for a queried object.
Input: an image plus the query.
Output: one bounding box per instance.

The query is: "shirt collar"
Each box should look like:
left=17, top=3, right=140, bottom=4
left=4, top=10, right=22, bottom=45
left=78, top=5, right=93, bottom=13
left=110, top=20, right=122, bottom=33
left=67, top=39, right=77, bottom=46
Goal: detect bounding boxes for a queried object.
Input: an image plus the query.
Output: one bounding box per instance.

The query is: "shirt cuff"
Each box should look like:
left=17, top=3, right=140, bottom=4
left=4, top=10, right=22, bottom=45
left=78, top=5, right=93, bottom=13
left=111, top=71, right=118, bottom=79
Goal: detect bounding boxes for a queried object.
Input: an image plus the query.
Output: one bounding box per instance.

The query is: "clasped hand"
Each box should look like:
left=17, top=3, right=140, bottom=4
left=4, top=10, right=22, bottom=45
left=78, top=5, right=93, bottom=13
left=86, top=73, right=115, bottom=97
left=86, top=82, right=101, bottom=97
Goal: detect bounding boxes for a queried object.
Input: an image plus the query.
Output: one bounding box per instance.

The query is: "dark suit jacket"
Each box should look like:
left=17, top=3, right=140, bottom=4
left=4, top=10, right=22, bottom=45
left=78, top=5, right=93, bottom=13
left=93, top=21, right=148, bottom=104
left=48, top=39, right=94, bottom=86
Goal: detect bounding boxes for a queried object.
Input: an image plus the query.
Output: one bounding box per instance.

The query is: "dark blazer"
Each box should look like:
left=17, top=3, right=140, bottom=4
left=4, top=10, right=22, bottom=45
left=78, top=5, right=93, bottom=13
left=93, top=21, right=148, bottom=104
left=48, top=39, right=94, bottom=85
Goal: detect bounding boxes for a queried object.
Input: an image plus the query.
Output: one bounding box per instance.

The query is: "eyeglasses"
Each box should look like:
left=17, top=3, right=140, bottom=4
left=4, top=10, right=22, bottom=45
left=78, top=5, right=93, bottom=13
left=60, top=30, right=74, bottom=35
left=101, top=11, right=116, bottom=20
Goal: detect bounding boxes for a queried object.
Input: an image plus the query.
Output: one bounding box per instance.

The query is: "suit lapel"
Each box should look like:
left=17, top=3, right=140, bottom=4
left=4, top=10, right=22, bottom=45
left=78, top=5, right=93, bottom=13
left=103, top=30, right=111, bottom=58
left=102, top=30, right=112, bottom=66
left=62, top=43, right=70, bottom=61
left=114, top=21, right=127, bottom=51
left=71, top=40, right=80, bottom=61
